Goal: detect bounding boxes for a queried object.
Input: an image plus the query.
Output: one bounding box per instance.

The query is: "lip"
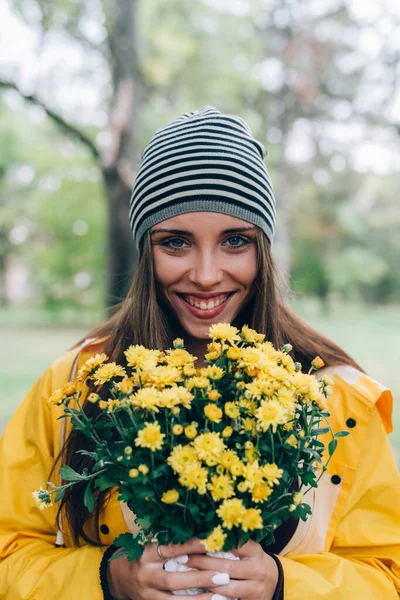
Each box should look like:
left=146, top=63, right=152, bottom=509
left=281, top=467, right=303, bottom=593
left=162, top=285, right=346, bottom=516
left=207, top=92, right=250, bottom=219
left=176, top=291, right=236, bottom=300
left=176, top=292, right=235, bottom=320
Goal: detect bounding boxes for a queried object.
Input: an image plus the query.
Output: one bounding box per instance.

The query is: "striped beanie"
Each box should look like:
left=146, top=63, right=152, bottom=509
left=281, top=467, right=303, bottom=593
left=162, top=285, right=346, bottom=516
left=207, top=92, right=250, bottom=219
left=129, top=106, right=276, bottom=248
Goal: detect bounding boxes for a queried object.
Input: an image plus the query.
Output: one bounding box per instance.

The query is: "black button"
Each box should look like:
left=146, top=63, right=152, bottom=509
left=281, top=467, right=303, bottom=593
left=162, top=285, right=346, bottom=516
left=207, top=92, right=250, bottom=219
left=100, top=524, right=110, bottom=535
left=346, top=418, right=356, bottom=428
left=331, top=475, right=341, bottom=485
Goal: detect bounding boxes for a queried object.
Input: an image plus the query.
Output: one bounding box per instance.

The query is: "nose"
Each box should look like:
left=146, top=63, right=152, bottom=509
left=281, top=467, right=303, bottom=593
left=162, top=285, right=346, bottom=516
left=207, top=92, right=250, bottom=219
left=188, top=249, right=223, bottom=289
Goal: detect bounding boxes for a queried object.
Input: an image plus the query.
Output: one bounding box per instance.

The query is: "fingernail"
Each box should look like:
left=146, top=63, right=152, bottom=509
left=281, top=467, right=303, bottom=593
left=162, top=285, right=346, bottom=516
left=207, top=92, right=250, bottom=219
left=176, top=554, right=189, bottom=564
left=212, top=594, right=228, bottom=600
left=212, top=573, right=230, bottom=585
left=164, top=559, right=177, bottom=572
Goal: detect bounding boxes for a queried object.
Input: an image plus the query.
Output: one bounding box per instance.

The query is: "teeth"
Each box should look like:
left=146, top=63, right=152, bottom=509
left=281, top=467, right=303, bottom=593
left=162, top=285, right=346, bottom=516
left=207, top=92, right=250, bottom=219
left=184, top=294, right=229, bottom=311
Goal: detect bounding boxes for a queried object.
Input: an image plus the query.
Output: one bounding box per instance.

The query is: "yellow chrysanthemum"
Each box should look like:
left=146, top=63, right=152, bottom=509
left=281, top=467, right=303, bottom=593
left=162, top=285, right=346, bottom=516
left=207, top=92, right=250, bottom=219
left=184, top=425, right=198, bottom=439
left=206, top=365, right=225, bottom=381
left=241, top=508, right=263, bottom=532
left=205, top=342, right=222, bottom=361
left=238, top=397, right=258, bottom=414
left=93, top=363, right=127, bottom=385
left=161, top=489, right=179, bottom=504
left=216, top=498, right=246, bottom=529
left=219, top=450, right=239, bottom=470
left=183, top=364, right=196, bottom=377
left=76, top=353, right=108, bottom=382
left=134, top=422, right=165, bottom=452
left=252, top=483, right=272, bottom=503
left=203, top=525, right=227, bottom=552
left=204, top=404, right=223, bottom=423
left=208, top=389, right=219, bottom=402
left=117, top=378, right=135, bottom=395
left=277, top=352, right=296, bottom=373
left=276, top=388, right=296, bottom=410
left=138, top=464, right=149, bottom=475
left=222, top=426, right=233, bottom=438
left=61, top=382, right=76, bottom=396
left=99, top=400, right=108, bottom=410
left=230, top=460, right=244, bottom=477
left=165, top=348, right=197, bottom=368
left=283, top=420, right=295, bottom=431
left=208, top=323, right=240, bottom=343
left=245, top=379, right=275, bottom=400
left=191, top=376, right=210, bottom=389
left=243, top=461, right=264, bottom=490
left=148, top=365, right=182, bottom=389
left=269, top=365, right=291, bottom=384
left=49, top=389, right=65, bottom=405
left=179, top=463, right=208, bottom=494
left=208, top=474, right=235, bottom=501
left=226, top=345, right=241, bottom=360
left=285, top=434, right=298, bottom=448
left=224, top=401, right=240, bottom=419
left=167, top=445, right=198, bottom=473
left=172, top=424, right=183, bottom=435
left=131, top=388, right=160, bottom=412
left=124, top=345, right=161, bottom=370
left=241, top=417, right=257, bottom=435
left=241, top=325, right=265, bottom=344
left=129, top=468, right=139, bottom=478
left=262, top=463, right=284, bottom=486
left=193, top=432, right=225, bottom=462
left=245, top=446, right=258, bottom=463
left=256, top=399, right=288, bottom=433
left=239, top=347, right=271, bottom=372
left=311, top=356, right=325, bottom=370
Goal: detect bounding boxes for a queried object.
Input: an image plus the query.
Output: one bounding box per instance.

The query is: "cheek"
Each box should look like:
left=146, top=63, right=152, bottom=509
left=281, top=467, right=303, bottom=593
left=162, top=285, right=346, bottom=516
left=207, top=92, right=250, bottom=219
left=230, top=249, right=258, bottom=288
left=153, top=250, right=184, bottom=290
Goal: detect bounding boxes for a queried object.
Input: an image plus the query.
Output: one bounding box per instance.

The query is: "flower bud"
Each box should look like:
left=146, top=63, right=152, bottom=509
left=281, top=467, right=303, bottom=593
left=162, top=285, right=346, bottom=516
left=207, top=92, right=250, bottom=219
left=281, top=344, right=293, bottom=354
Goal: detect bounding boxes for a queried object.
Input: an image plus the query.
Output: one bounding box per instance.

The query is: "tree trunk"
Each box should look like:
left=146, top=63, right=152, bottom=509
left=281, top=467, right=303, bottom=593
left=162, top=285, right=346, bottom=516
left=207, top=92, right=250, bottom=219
left=102, top=0, right=144, bottom=309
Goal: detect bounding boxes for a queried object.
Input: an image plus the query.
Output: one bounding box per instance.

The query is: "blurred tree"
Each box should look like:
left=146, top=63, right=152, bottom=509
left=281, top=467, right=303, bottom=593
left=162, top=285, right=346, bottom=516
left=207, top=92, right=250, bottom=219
left=0, top=0, right=399, bottom=313
left=1, top=0, right=144, bottom=307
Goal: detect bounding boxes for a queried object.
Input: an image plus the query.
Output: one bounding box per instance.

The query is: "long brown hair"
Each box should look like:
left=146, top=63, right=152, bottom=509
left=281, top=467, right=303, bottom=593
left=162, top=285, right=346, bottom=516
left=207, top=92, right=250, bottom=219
left=57, top=231, right=363, bottom=546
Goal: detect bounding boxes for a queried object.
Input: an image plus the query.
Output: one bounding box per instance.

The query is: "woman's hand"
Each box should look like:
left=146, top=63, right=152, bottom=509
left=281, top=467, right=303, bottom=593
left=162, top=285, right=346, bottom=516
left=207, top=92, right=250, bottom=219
left=186, top=538, right=279, bottom=600
left=107, top=538, right=233, bottom=600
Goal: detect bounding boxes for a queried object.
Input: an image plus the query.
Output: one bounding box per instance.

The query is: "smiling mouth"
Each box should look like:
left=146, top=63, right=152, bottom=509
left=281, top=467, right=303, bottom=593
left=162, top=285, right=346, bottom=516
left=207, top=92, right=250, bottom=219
left=178, top=293, right=234, bottom=311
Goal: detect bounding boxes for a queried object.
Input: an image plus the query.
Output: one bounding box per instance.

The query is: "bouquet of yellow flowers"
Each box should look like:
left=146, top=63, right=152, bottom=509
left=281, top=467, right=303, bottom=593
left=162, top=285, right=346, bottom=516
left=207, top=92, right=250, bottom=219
left=35, top=323, right=345, bottom=566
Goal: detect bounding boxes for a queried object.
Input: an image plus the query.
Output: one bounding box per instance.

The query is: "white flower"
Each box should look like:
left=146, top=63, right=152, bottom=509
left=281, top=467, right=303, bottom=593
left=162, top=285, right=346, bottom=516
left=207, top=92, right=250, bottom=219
left=32, top=486, right=53, bottom=510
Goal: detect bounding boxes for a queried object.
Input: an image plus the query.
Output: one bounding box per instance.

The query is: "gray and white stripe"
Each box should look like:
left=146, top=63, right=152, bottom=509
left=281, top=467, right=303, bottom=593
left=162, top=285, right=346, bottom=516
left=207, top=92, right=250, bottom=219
left=129, top=106, right=276, bottom=248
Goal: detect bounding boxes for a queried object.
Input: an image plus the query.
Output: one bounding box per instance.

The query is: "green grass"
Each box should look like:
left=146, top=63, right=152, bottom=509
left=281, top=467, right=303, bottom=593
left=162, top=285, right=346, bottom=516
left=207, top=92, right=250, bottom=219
left=0, top=302, right=399, bottom=461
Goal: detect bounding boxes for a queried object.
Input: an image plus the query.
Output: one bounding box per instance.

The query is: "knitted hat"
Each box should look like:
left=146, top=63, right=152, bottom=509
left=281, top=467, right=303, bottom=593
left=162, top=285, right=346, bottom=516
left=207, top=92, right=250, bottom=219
left=129, top=106, right=276, bottom=248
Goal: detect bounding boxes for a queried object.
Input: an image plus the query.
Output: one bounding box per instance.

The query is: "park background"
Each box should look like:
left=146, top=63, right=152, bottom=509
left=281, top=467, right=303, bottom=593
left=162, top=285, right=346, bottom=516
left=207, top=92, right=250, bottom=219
left=0, top=0, right=399, bottom=463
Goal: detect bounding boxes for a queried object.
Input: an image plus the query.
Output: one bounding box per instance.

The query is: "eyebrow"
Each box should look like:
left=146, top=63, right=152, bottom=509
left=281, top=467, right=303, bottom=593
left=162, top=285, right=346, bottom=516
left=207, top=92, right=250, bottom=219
left=151, top=226, right=257, bottom=236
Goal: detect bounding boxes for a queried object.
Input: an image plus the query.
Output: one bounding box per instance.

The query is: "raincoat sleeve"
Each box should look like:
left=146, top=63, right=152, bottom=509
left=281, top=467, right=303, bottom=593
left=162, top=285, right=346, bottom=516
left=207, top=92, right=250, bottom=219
left=280, top=392, right=400, bottom=598
left=0, top=351, right=106, bottom=600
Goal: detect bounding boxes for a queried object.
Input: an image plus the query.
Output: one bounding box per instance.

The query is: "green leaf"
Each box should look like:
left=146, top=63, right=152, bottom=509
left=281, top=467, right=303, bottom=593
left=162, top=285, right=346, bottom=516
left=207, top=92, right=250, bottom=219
left=313, top=427, right=330, bottom=435
left=94, top=476, right=116, bottom=491
left=54, top=488, right=65, bottom=502
left=84, top=482, right=95, bottom=513
left=59, top=465, right=84, bottom=482
left=328, top=438, right=338, bottom=457
left=113, top=533, right=145, bottom=562
left=335, top=431, right=350, bottom=437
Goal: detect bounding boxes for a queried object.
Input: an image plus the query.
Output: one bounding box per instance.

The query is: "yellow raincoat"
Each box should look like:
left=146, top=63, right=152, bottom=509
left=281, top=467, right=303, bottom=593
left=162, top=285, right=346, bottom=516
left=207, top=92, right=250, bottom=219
left=0, top=338, right=399, bottom=599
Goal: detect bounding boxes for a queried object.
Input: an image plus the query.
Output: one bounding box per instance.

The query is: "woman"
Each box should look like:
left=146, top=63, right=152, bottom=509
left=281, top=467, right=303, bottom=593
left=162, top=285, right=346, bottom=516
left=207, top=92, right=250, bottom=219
left=0, top=107, right=399, bottom=599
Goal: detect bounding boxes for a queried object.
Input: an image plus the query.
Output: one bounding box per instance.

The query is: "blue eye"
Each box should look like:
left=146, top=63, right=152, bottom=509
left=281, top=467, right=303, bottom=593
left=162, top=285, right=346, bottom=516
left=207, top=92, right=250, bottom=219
left=226, top=235, right=248, bottom=248
left=164, top=237, right=188, bottom=250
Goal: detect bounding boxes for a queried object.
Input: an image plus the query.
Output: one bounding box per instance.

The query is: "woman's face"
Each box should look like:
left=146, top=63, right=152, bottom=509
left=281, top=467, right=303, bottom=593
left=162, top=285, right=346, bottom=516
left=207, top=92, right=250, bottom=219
left=151, top=212, right=259, bottom=340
